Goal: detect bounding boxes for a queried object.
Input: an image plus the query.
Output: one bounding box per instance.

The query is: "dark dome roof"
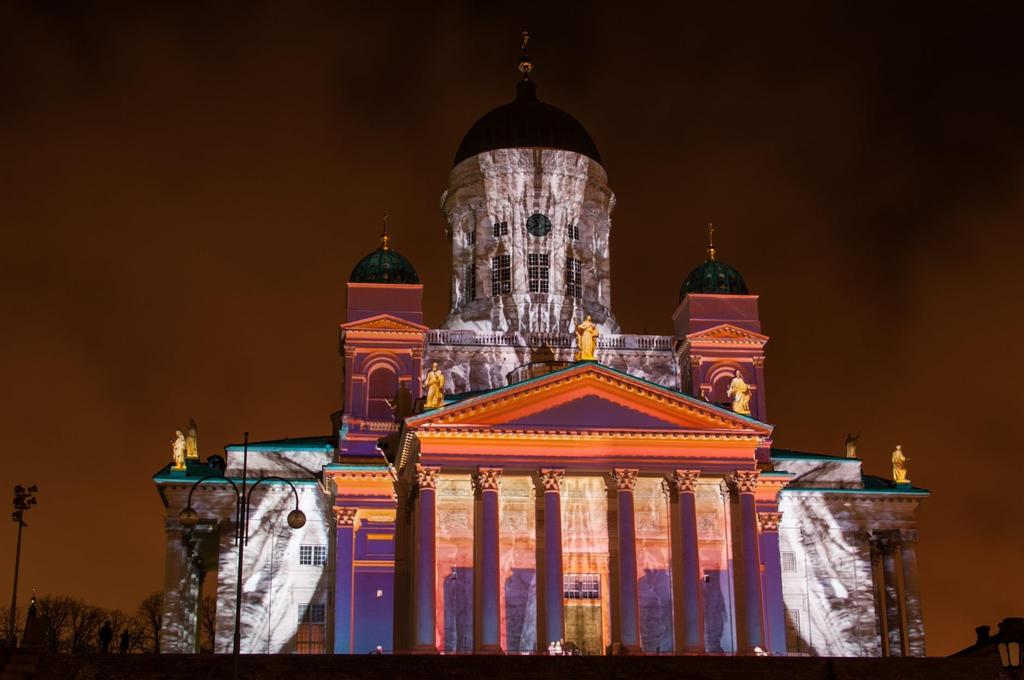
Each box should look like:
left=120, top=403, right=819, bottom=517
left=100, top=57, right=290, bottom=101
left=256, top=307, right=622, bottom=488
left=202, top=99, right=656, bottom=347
left=681, top=258, right=749, bottom=299
left=453, top=80, right=601, bottom=167
left=349, top=236, right=419, bottom=284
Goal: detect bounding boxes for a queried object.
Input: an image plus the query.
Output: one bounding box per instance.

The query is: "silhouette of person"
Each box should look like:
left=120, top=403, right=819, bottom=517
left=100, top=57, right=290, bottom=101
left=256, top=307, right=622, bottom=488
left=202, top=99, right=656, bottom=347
left=119, top=629, right=130, bottom=654
left=98, top=620, right=113, bottom=653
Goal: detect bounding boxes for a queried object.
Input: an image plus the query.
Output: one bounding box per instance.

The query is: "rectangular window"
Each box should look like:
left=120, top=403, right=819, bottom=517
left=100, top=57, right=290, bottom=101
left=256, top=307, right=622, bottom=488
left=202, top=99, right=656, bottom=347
left=527, top=253, right=550, bottom=293
left=566, top=257, right=582, bottom=298
left=567, top=223, right=580, bottom=240
left=299, top=545, right=328, bottom=567
left=296, top=603, right=326, bottom=654
left=491, top=254, right=511, bottom=295
left=464, top=263, right=476, bottom=302
left=781, top=551, right=797, bottom=574
left=563, top=573, right=600, bottom=600
left=492, top=220, right=508, bottom=237
left=467, top=227, right=476, bottom=247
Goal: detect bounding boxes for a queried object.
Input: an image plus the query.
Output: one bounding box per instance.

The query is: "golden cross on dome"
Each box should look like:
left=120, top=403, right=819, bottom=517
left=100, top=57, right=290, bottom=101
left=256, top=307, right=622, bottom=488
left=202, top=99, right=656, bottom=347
left=707, top=222, right=717, bottom=261
left=518, top=31, right=533, bottom=78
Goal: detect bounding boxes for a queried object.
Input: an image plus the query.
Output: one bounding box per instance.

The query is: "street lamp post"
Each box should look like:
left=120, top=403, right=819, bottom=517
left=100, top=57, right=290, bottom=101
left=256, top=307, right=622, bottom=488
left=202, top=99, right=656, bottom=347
left=178, top=433, right=307, bottom=680
left=999, top=635, right=1023, bottom=680
left=7, top=484, right=38, bottom=648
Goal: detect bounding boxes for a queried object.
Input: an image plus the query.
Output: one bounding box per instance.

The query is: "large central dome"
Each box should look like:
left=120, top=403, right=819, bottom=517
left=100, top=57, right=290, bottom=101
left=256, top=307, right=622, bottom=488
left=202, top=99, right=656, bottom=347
left=453, top=79, right=601, bottom=167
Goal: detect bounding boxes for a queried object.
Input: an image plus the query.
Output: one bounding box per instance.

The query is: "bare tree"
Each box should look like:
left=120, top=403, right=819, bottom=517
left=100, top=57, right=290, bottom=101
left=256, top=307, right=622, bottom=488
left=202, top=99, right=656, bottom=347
left=200, top=595, right=216, bottom=654
left=134, top=592, right=163, bottom=654
left=37, top=595, right=73, bottom=652
left=66, top=598, right=105, bottom=653
left=0, top=605, right=22, bottom=643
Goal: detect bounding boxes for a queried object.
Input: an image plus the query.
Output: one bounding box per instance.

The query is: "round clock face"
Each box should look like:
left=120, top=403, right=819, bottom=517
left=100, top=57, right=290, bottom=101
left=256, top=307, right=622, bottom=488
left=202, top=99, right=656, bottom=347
left=526, top=213, right=552, bottom=237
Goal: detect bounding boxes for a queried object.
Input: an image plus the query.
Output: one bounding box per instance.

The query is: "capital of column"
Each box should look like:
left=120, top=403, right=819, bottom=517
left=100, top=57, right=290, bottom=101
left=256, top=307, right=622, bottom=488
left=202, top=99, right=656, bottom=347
left=612, top=467, right=638, bottom=492
left=415, top=464, right=440, bottom=490
left=757, top=511, right=783, bottom=532
left=733, top=469, right=760, bottom=494
left=539, top=468, right=564, bottom=492
left=673, top=469, right=701, bottom=494
left=752, top=356, right=766, bottom=368
left=476, top=467, right=503, bottom=492
left=688, top=355, right=702, bottom=368
left=334, top=506, right=358, bottom=527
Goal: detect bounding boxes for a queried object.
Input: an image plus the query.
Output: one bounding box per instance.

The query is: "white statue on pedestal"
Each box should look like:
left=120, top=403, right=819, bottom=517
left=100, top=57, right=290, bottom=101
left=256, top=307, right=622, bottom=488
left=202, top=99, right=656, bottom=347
left=726, top=370, right=752, bottom=415
left=171, top=430, right=187, bottom=470
left=185, top=419, right=199, bottom=460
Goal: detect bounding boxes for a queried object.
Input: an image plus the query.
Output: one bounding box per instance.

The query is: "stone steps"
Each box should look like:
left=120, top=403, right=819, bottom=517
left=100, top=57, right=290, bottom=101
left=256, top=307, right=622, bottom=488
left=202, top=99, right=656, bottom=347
left=23, top=653, right=999, bottom=680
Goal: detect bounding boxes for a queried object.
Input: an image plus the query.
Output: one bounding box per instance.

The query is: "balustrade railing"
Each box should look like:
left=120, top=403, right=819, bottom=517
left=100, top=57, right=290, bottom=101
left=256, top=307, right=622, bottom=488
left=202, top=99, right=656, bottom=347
left=426, top=330, right=673, bottom=351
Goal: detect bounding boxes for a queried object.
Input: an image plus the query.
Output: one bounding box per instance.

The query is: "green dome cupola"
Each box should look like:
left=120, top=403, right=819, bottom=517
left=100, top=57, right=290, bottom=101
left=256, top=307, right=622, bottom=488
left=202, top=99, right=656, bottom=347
left=680, top=224, right=749, bottom=300
left=349, top=223, right=420, bottom=285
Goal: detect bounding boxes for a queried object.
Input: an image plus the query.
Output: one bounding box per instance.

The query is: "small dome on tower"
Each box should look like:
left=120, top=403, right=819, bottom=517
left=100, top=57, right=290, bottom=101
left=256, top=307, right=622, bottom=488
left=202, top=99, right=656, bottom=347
left=680, top=224, right=749, bottom=300
left=349, top=230, right=420, bottom=285
left=453, top=35, right=600, bottom=167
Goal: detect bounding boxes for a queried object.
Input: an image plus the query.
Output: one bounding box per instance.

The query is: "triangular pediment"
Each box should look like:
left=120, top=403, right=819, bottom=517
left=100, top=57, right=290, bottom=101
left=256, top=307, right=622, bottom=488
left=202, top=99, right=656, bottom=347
left=686, top=323, right=769, bottom=345
left=408, top=362, right=772, bottom=436
left=340, top=313, right=429, bottom=333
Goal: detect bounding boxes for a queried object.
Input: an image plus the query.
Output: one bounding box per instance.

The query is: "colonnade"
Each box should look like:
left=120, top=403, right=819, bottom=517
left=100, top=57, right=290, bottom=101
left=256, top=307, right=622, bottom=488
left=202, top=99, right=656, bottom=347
left=411, top=464, right=781, bottom=654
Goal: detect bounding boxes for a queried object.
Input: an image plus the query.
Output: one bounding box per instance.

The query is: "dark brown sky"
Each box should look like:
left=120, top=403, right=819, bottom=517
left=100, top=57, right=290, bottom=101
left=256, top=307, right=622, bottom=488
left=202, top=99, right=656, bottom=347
left=2, top=2, right=1022, bottom=656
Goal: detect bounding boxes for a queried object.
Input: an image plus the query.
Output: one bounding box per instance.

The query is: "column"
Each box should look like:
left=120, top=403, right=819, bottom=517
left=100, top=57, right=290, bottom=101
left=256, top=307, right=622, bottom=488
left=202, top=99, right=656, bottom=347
left=757, top=511, right=786, bottom=656
left=869, top=534, right=889, bottom=655
left=612, top=468, right=641, bottom=652
left=414, top=465, right=439, bottom=652
left=476, top=467, right=503, bottom=653
left=539, top=468, right=565, bottom=648
left=879, top=534, right=905, bottom=656
left=333, top=507, right=357, bottom=654
left=733, top=470, right=766, bottom=653
left=672, top=470, right=704, bottom=653
left=899, top=529, right=926, bottom=656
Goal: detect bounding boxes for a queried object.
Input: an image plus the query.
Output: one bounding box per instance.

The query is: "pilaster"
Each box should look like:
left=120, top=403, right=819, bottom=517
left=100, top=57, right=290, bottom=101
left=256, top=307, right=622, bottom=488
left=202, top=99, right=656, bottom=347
left=413, top=465, right=439, bottom=652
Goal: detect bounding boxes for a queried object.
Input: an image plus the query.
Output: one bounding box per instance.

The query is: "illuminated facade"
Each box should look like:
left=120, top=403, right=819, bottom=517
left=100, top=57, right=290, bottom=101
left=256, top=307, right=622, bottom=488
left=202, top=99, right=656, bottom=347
left=154, top=65, right=928, bottom=657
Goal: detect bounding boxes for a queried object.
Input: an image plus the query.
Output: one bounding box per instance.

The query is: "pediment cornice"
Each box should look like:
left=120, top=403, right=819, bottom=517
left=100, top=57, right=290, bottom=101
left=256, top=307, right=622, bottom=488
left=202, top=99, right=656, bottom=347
left=340, top=313, right=429, bottom=334
left=407, top=362, right=773, bottom=436
left=685, top=323, right=769, bottom=346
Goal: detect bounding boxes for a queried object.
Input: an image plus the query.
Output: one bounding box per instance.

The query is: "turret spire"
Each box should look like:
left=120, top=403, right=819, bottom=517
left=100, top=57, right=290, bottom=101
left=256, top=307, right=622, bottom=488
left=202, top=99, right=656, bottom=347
left=381, top=210, right=390, bottom=250
left=707, top=222, right=716, bottom=261
left=518, top=31, right=533, bottom=80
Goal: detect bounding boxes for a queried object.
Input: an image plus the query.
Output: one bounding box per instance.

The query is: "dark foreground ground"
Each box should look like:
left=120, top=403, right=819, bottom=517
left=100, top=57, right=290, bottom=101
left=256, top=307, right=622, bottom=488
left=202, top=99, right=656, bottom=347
left=0, top=652, right=1000, bottom=680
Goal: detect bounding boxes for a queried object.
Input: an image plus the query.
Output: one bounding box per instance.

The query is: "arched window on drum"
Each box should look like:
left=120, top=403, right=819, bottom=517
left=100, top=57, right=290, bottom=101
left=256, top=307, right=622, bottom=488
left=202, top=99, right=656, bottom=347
left=367, top=365, right=398, bottom=420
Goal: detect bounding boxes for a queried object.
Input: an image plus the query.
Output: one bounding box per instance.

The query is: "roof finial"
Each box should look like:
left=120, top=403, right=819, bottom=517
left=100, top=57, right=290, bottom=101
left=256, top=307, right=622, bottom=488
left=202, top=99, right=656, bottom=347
left=707, top=222, right=716, bottom=261
left=381, top=211, right=390, bottom=250
left=518, top=31, right=533, bottom=80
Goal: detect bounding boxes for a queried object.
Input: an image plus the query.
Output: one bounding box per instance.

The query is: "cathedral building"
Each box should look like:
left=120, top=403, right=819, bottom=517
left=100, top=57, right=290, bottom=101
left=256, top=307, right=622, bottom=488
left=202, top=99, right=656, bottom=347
left=153, top=56, right=928, bottom=658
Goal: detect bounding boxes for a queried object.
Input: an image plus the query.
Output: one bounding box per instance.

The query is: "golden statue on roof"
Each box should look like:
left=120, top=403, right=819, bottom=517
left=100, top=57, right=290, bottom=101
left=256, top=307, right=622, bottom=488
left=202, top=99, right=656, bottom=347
left=575, top=315, right=599, bottom=361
